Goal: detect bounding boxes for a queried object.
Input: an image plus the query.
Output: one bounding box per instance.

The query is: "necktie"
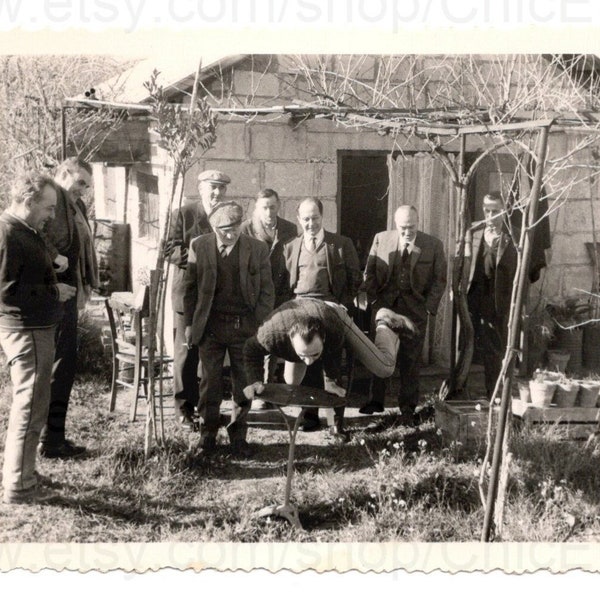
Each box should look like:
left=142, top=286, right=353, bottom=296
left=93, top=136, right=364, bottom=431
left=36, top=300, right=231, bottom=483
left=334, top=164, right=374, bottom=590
left=401, top=243, right=409, bottom=262
left=219, top=244, right=228, bottom=257
left=311, top=237, right=317, bottom=251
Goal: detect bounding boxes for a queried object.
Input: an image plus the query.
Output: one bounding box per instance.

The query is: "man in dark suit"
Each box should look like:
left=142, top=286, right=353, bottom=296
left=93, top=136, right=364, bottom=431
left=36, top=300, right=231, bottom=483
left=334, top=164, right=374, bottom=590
left=240, top=188, right=298, bottom=407
left=183, top=201, right=274, bottom=456
left=39, top=157, right=98, bottom=459
left=278, top=197, right=362, bottom=433
left=240, top=188, right=298, bottom=308
left=166, top=169, right=230, bottom=430
left=467, top=192, right=518, bottom=399
left=360, top=205, right=447, bottom=425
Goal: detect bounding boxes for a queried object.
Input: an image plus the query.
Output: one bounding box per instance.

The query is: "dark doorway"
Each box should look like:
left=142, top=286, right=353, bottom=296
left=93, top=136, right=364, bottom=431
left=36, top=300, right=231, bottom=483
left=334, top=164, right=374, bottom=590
left=338, top=151, right=389, bottom=268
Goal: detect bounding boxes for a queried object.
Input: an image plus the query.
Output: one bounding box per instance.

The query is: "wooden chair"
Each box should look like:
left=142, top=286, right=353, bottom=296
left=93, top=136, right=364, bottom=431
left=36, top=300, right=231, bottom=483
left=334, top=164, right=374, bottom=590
left=104, top=288, right=173, bottom=421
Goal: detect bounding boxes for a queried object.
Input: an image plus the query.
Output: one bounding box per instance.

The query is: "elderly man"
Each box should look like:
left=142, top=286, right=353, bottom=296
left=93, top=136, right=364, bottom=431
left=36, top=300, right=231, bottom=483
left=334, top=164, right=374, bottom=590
left=39, top=157, right=98, bottom=459
left=167, top=169, right=230, bottom=430
left=183, top=201, right=274, bottom=456
left=360, top=205, right=447, bottom=425
left=277, top=197, right=361, bottom=432
left=467, top=192, right=518, bottom=399
left=0, top=172, right=77, bottom=503
left=243, top=299, right=416, bottom=441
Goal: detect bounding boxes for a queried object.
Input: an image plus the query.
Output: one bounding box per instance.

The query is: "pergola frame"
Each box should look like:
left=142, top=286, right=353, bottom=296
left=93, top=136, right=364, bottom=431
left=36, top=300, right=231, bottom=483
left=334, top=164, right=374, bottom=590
left=63, top=94, right=600, bottom=541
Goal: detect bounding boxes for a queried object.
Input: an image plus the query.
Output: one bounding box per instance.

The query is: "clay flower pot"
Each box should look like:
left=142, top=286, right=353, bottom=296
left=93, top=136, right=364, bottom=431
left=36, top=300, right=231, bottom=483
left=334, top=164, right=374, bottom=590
left=578, top=381, right=600, bottom=407
left=554, top=380, right=580, bottom=408
left=516, top=378, right=531, bottom=403
left=529, top=379, right=557, bottom=408
left=547, top=350, right=571, bottom=373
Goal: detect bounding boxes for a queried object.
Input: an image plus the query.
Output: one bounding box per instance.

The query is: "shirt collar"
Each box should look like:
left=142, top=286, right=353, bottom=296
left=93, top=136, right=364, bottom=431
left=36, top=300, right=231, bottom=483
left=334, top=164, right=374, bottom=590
left=217, top=238, right=238, bottom=256
left=5, top=210, right=38, bottom=234
left=402, top=238, right=416, bottom=254
left=303, top=228, right=325, bottom=249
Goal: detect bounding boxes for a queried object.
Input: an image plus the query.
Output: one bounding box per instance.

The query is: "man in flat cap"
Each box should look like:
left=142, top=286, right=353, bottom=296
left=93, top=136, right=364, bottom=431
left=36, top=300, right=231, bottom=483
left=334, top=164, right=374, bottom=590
left=166, top=169, right=230, bottom=430
left=183, top=201, right=274, bottom=456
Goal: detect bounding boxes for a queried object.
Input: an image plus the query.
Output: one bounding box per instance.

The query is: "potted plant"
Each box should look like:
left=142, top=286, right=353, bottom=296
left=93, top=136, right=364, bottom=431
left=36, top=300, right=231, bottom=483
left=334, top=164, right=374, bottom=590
left=529, top=369, right=559, bottom=408
left=545, top=295, right=591, bottom=375
left=554, top=374, right=580, bottom=408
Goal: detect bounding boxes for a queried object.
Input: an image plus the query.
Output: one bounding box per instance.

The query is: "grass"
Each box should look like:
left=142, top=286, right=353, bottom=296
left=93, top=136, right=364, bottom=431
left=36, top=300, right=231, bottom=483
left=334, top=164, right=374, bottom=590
left=1, top=364, right=600, bottom=543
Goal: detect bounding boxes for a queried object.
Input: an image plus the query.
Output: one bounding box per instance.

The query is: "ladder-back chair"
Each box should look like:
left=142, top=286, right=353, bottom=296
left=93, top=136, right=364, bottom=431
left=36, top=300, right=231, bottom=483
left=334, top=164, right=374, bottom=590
left=104, top=288, right=173, bottom=421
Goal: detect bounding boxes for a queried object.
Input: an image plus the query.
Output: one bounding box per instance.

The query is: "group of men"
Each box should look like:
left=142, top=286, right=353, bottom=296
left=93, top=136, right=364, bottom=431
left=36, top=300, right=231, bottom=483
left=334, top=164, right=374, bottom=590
left=0, top=157, right=518, bottom=503
left=167, top=168, right=450, bottom=455
left=0, top=159, right=98, bottom=504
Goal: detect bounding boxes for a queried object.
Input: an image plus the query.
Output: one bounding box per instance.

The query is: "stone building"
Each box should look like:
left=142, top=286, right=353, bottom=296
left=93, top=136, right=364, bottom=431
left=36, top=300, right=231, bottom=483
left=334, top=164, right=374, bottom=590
left=70, top=54, right=600, bottom=366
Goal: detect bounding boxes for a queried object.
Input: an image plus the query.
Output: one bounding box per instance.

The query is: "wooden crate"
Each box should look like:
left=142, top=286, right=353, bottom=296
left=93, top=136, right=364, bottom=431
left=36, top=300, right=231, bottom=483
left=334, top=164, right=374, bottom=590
left=435, top=399, right=496, bottom=452
left=512, top=399, right=600, bottom=439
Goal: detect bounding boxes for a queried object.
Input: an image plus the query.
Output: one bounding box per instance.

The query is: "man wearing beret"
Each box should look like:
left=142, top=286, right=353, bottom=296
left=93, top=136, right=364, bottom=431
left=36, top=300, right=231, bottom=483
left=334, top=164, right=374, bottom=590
left=183, top=201, right=274, bottom=456
left=166, top=169, right=230, bottom=430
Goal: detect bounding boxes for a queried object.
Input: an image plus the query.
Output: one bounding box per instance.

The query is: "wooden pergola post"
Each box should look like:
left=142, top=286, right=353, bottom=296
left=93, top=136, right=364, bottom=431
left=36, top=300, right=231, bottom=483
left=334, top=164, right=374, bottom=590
left=481, top=124, right=551, bottom=541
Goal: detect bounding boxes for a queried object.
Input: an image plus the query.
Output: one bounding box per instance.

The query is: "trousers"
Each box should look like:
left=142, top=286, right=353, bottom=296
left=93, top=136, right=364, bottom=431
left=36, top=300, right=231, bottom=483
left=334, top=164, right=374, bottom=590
left=197, top=314, right=255, bottom=442
left=40, top=296, right=77, bottom=446
left=295, top=301, right=400, bottom=427
left=1, top=326, right=55, bottom=494
left=172, top=310, right=202, bottom=418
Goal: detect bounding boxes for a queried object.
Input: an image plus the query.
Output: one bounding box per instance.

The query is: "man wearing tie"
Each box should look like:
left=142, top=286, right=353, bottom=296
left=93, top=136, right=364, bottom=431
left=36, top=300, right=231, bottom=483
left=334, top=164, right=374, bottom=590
left=278, top=197, right=361, bottom=434
left=359, top=205, right=447, bottom=425
left=183, top=201, right=274, bottom=456
left=467, top=192, right=517, bottom=399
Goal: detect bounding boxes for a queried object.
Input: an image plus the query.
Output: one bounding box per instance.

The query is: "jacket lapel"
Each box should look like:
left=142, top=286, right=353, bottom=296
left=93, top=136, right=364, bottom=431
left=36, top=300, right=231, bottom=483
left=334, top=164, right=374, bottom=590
left=469, top=228, right=484, bottom=286
left=239, top=236, right=250, bottom=296
left=290, top=237, right=302, bottom=288
left=324, top=231, right=335, bottom=287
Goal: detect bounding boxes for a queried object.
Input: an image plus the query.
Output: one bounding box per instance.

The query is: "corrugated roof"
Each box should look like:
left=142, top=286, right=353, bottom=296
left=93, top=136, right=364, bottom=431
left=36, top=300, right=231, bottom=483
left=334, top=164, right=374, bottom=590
left=80, top=53, right=246, bottom=104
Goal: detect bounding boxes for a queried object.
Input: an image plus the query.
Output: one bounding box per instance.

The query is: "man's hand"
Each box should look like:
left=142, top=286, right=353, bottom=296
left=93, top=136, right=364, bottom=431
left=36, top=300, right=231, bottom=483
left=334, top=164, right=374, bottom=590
left=243, top=381, right=265, bottom=401
left=53, top=254, right=68, bottom=273
left=56, top=283, right=77, bottom=302
left=324, top=380, right=347, bottom=398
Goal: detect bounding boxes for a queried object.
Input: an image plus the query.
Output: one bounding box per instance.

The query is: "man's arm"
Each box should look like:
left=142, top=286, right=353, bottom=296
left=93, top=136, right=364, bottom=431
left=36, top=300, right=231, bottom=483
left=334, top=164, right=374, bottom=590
left=255, top=242, right=275, bottom=325
left=165, top=207, right=187, bottom=267
left=362, top=233, right=381, bottom=304
left=425, top=238, right=448, bottom=316
left=182, top=239, right=199, bottom=330
left=343, top=236, right=362, bottom=304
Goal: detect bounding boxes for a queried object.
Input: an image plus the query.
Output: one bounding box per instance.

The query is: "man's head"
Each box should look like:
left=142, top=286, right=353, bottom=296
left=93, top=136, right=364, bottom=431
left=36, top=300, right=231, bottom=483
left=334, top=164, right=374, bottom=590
left=54, top=157, right=93, bottom=200
left=209, top=201, right=244, bottom=247
left=288, top=316, right=325, bottom=365
left=197, top=169, right=230, bottom=215
left=297, top=197, right=323, bottom=238
left=253, top=189, right=280, bottom=228
left=482, top=192, right=504, bottom=233
left=11, top=172, right=58, bottom=230
left=394, top=205, right=419, bottom=245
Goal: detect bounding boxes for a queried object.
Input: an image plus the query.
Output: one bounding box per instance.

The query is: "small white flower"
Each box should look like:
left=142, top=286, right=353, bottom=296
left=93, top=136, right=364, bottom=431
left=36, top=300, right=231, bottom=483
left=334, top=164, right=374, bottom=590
left=393, top=442, right=400, bottom=450
left=475, top=403, right=482, bottom=411
left=359, top=438, right=366, bottom=446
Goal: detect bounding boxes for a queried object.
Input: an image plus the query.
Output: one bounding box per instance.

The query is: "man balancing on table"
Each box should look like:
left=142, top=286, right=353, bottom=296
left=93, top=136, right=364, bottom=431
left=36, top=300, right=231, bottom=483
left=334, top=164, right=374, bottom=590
left=242, top=298, right=417, bottom=442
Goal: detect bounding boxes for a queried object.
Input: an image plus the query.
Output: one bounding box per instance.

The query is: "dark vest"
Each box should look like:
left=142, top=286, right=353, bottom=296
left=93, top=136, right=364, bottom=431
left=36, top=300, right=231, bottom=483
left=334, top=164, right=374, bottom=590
left=212, top=243, right=248, bottom=315
left=294, top=240, right=334, bottom=301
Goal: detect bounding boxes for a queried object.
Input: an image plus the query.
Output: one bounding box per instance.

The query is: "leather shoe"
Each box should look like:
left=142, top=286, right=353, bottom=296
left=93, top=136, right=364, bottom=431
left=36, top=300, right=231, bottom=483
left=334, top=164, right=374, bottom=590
left=230, top=439, right=253, bottom=458
left=301, top=416, right=321, bottom=432
left=358, top=402, right=385, bottom=415
left=200, top=437, right=217, bottom=452
left=178, top=414, right=196, bottom=432
left=39, top=440, right=86, bottom=460
left=3, top=484, right=58, bottom=505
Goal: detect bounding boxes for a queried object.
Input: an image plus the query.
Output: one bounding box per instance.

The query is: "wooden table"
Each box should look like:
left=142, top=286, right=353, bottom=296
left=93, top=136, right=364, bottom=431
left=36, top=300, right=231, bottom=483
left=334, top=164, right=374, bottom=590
left=254, top=383, right=346, bottom=530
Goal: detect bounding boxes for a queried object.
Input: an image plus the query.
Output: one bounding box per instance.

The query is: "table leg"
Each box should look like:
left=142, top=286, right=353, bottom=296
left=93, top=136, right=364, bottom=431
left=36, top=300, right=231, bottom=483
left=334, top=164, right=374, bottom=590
left=257, top=407, right=305, bottom=530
